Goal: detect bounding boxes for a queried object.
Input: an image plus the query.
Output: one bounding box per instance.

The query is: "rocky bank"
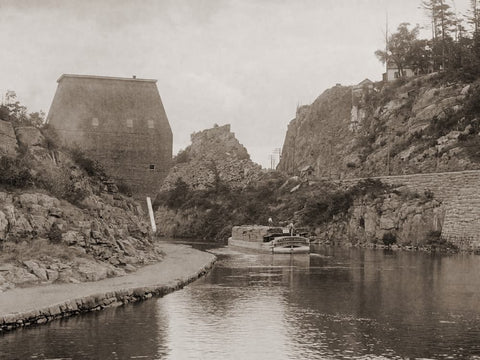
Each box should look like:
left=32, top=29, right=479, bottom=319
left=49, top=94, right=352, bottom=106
left=0, top=120, right=162, bottom=291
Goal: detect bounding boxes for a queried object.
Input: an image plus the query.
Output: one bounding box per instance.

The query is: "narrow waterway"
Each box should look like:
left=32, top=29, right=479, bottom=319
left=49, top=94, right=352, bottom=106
left=1, top=243, right=480, bottom=359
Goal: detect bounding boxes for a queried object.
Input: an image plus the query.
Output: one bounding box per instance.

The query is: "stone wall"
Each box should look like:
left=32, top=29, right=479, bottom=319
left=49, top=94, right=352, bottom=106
left=337, top=170, right=480, bottom=250
left=0, top=257, right=215, bottom=333
left=47, top=74, right=173, bottom=197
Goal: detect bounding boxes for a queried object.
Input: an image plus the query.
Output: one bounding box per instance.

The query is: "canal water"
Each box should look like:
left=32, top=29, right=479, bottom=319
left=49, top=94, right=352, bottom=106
left=1, top=243, right=480, bottom=359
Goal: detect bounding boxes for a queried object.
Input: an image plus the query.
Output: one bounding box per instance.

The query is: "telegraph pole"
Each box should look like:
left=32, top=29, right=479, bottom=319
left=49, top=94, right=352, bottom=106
left=268, top=154, right=275, bottom=170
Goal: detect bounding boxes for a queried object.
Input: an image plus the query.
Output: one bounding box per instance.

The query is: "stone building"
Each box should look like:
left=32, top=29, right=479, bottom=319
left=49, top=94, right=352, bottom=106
left=46, top=74, right=172, bottom=196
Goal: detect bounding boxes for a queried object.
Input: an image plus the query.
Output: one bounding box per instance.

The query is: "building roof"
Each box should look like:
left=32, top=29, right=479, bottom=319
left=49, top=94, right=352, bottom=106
left=47, top=73, right=171, bottom=137
left=57, top=74, right=157, bottom=83
left=357, top=78, right=373, bottom=86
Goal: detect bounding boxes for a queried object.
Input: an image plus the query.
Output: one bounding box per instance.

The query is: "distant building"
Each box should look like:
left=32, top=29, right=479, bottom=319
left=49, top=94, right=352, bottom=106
left=383, top=61, right=414, bottom=82
left=46, top=74, right=172, bottom=197
left=352, top=78, right=374, bottom=100
left=350, top=79, right=374, bottom=131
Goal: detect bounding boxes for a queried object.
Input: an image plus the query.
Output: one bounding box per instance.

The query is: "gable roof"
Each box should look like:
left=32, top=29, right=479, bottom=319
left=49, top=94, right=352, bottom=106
left=357, top=78, right=373, bottom=86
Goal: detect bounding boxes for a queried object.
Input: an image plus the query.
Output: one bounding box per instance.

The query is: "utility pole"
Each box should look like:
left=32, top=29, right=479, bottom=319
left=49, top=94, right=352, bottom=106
left=273, top=147, right=282, bottom=164
left=385, top=11, right=389, bottom=76
left=268, top=154, right=275, bottom=170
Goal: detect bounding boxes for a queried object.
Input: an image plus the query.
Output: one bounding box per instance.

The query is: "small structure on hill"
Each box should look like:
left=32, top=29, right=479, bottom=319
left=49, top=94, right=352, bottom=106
left=383, top=61, right=414, bottom=82
left=46, top=74, right=172, bottom=196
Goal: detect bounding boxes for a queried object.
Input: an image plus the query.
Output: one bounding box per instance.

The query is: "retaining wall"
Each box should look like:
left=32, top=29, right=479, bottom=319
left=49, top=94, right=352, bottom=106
left=0, top=254, right=215, bottom=333
left=338, top=170, right=480, bottom=249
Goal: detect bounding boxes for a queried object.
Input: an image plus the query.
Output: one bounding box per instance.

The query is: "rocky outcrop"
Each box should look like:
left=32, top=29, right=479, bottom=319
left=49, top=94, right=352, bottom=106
left=0, top=119, right=17, bottom=156
left=15, top=126, right=45, bottom=147
left=0, top=190, right=162, bottom=291
left=0, top=120, right=163, bottom=292
left=278, top=76, right=480, bottom=178
left=313, top=191, right=444, bottom=247
left=161, top=124, right=262, bottom=191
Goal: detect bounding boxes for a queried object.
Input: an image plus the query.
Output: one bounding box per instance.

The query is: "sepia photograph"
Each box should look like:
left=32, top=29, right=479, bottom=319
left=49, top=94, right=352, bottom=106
left=1, top=0, right=480, bottom=358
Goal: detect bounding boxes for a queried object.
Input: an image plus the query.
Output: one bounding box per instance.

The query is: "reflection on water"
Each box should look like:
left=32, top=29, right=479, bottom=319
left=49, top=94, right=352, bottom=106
left=1, top=245, right=480, bottom=359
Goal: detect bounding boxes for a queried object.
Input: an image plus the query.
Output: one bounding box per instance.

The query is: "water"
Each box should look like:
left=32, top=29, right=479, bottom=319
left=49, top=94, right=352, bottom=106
left=2, top=244, right=480, bottom=359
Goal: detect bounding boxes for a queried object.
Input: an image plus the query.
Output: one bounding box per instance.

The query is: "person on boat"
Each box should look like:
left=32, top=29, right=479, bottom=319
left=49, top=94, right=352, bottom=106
left=288, top=222, right=294, bottom=235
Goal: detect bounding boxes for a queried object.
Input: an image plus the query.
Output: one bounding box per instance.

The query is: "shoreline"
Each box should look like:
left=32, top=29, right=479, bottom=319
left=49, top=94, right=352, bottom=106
left=0, top=243, right=216, bottom=333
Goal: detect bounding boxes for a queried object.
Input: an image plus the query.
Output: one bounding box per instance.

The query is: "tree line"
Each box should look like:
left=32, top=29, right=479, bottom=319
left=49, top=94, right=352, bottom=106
left=375, top=0, right=480, bottom=81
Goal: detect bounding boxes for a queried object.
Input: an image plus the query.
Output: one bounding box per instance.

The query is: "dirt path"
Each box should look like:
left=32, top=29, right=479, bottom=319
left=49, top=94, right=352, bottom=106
left=0, top=243, right=216, bottom=330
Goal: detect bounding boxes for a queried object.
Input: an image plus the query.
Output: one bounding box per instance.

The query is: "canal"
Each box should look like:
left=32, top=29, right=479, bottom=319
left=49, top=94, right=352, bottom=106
left=1, top=243, right=480, bottom=359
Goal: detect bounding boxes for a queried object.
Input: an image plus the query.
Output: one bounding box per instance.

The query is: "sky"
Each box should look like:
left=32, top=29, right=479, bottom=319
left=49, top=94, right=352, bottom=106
left=0, top=0, right=472, bottom=168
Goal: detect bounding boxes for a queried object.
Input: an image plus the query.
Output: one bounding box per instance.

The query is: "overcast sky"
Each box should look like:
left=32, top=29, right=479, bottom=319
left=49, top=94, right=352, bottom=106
left=0, top=0, right=471, bottom=167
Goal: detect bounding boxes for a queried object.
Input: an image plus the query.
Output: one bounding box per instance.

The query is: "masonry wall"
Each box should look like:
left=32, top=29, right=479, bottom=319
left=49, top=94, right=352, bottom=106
left=337, top=170, right=480, bottom=250
left=47, top=76, right=172, bottom=197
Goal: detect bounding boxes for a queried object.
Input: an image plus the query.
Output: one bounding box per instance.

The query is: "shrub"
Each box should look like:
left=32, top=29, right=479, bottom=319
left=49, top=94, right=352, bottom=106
left=161, top=177, right=190, bottom=209
left=48, top=223, right=63, bottom=244
left=41, top=124, right=60, bottom=151
left=70, top=147, right=105, bottom=177
left=117, top=181, right=133, bottom=196
left=424, top=189, right=434, bottom=199
left=174, top=149, right=190, bottom=164
left=382, top=232, right=397, bottom=246
left=425, top=230, right=442, bottom=245
left=0, top=156, right=34, bottom=188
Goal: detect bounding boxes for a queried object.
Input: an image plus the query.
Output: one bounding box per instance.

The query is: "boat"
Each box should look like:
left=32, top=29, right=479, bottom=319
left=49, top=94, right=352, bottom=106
left=228, top=225, right=310, bottom=254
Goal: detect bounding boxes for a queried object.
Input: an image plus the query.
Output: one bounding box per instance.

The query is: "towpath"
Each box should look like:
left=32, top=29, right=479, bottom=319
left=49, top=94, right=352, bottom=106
left=0, top=243, right=216, bottom=329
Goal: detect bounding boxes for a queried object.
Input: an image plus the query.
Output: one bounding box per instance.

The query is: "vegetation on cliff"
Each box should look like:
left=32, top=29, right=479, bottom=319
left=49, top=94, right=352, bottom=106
left=155, top=171, right=444, bottom=249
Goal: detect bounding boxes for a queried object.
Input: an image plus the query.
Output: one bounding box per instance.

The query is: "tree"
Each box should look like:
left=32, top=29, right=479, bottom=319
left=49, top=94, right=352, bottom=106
left=421, top=0, right=456, bottom=70
left=0, top=90, right=45, bottom=127
left=375, top=23, right=420, bottom=77
left=409, top=39, right=432, bottom=74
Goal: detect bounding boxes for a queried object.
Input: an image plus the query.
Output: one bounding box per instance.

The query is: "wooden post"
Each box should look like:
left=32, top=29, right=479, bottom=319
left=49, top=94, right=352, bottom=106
left=146, top=197, right=157, bottom=233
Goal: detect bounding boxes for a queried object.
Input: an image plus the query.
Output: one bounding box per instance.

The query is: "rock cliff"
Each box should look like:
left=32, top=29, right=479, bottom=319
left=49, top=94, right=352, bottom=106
left=161, top=124, right=262, bottom=191
left=0, top=121, right=161, bottom=291
left=278, top=75, right=480, bottom=178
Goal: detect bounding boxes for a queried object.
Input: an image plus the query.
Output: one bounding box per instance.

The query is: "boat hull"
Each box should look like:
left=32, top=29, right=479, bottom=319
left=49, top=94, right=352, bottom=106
left=228, top=236, right=310, bottom=254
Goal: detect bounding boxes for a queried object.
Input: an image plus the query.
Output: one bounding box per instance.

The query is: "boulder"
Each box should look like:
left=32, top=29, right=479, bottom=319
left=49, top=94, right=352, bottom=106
left=23, top=260, right=48, bottom=281
left=62, top=231, right=85, bottom=246
left=15, top=126, right=45, bottom=147
left=77, top=262, right=109, bottom=282
left=0, top=119, right=17, bottom=156
left=45, top=269, right=59, bottom=282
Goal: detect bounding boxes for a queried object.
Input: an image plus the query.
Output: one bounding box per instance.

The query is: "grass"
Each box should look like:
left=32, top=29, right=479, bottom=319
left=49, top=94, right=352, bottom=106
left=0, top=238, right=89, bottom=264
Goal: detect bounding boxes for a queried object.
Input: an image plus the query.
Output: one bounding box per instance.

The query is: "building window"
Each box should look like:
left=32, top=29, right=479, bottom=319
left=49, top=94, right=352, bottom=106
left=148, top=120, right=154, bottom=129
left=126, top=119, right=133, bottom=128
left=92, top=117, right=99, bottom=127
left=149, top=164, right=155, bottom=170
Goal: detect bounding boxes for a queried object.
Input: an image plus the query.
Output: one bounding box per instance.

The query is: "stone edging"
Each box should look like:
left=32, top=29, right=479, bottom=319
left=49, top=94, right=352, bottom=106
left=0, top=257, right=216, bottom=333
